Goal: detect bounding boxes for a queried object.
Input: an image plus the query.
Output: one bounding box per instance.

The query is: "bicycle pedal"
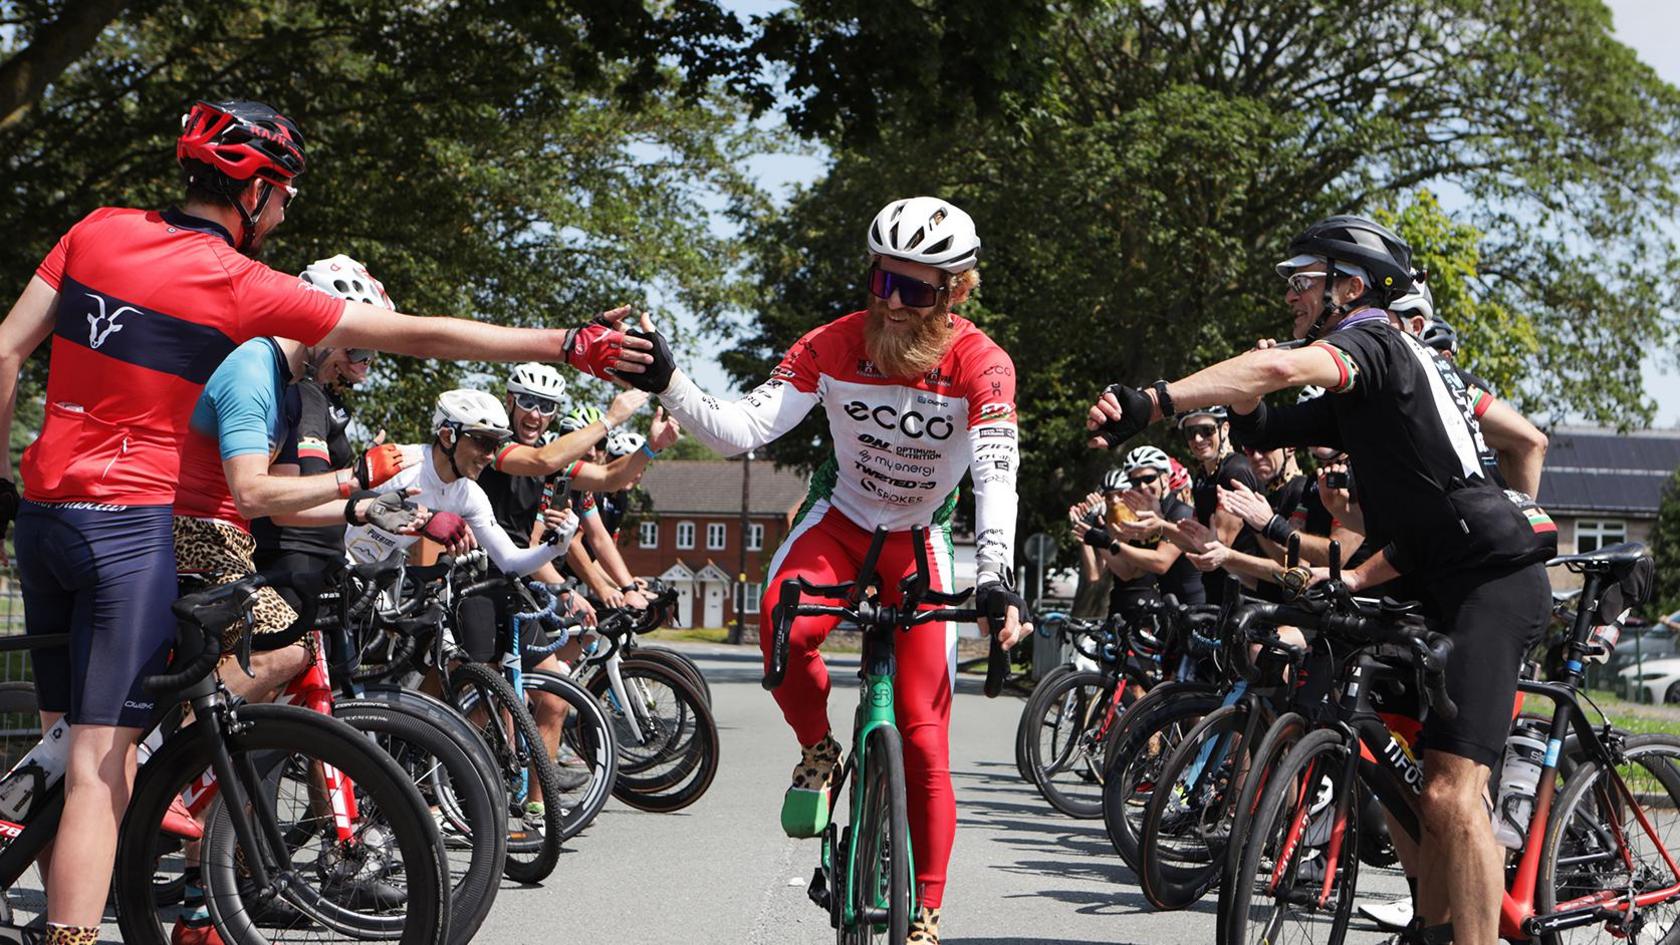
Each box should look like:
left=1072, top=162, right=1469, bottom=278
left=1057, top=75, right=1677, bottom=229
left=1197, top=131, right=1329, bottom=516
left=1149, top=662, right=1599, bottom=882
left=807, top=865, right=830, bottom=911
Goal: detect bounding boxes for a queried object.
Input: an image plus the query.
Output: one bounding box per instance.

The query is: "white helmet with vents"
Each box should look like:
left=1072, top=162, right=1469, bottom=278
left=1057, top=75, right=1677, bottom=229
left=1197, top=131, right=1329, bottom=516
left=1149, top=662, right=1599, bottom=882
left=506, top=362, right=568, bottom=402
left=1122, top=446, right=1173, bottom=476
left=432, top=389, right=512, bottom=440
left=866, top=197, right=981, bottom=273
left=299, top=254, right=395, bottom=309
left=605, top=429, right=645, bottom=458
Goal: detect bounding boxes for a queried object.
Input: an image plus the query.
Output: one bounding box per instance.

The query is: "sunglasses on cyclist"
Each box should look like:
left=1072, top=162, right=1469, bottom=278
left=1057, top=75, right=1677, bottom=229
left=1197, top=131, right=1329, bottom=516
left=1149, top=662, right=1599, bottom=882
left=1183, top=424, right=1219, bottom=440
left=867, top=265, right=947, bottom=309
left=346, top=349, right=375, bottom=364
left=1285, top=272, right=1326, bottom=295
left=1127, top=473, right=1161, bottom=487
left=513, top=394, right=561, bottom=416
left=463, top=432, right=504, bottom=452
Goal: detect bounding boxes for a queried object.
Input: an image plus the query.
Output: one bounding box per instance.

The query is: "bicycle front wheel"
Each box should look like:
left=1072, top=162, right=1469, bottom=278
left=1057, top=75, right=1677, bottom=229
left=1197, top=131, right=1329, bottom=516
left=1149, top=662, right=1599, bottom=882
left=1021, top=669, right=1115, bottom=818
left=449, top=661, right=565, bottom=884
left=1538, top=732, right=1680, bottom=945
left=520, top=670, right=618, bottom=840
left=585, top=660, right=719, bottom=812
left=1101, top=682, right=1224, bottom=871
left=114, top=703, right=449, bottom=945
left=844, top=726, right=909, bottom=945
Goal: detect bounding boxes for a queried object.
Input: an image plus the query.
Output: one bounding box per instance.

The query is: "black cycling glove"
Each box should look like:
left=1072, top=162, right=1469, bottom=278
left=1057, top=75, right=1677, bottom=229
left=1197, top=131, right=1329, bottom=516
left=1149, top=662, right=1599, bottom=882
left=1093, top=383, right=1154, bottom=450
left=612, top=327, right=677, bottom=394
left=975, top=578, right=1028, bottom=634
left=1081, top=526, right=1121, bottom=553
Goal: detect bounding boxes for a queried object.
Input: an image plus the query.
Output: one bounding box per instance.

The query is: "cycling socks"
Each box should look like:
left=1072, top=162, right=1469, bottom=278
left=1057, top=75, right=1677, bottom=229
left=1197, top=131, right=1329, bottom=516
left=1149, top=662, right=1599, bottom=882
left=781, top=732, right=841, bottom=838
left=907, top=905, right=940, bottom=944
left=44, top=924, right=99, bottom=945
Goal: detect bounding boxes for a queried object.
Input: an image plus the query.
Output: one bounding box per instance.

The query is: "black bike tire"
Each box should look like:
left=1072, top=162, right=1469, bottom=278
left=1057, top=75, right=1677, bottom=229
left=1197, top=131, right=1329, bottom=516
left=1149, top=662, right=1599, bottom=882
left=1536, top=732, right=1680, bottom=945
left=1101, top=685, right=1225, bottom=870
left=633, top=646, right=712, bottom=704
left=447, top=661, right=565, bottom=885
left=330, top=700, right=506, bottom=945
left=583, top=661, right=720, bottom=810
left=113, top=703, right=449, bottom=945
left=519, top=670, right=618, bottom=839
left=1139, top=702, right=1260, bottom=910
left=1021, top=669, right=1112, bottom=818
left=848, top=726, right=909, bottom=945
left=355, top=683, right=504, bottom=781
left=1214, top=710, right=1307, bottom=945
left=1222, top=726, right=1359, bottom=945
left=1016, top=664, right=1075, bottom=784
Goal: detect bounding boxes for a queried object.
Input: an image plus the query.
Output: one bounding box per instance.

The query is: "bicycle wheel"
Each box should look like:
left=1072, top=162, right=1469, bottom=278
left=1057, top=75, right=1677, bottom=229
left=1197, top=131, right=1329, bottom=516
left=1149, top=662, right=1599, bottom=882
left=1223, top=727, right=1360, bottom=945
left=1101, top=683, right=1224, bottom=871
left=519, top=670, right=617, bottom=839
left=844, top=726, right=909, bottom=945
left=114, top=703, right=448, bottom=945
left=632, top=646, right=712, bottom=704
left=331, top=700, right=506, bottom=945
left=1538, top=732, right=1680, bottom=945
left=448, top=661, right=565, bottom=884
left=354, top=684, right=504, bottom=781
left=1021, top=669, right=1116, bottom=818
left=1215, top=711, right=1307, bottom=945
left=1139, top=702, right=1267, bottom=910
left=584, top=660, right=719, bottom=812
left=1015, top=664, right=1075, bottom=783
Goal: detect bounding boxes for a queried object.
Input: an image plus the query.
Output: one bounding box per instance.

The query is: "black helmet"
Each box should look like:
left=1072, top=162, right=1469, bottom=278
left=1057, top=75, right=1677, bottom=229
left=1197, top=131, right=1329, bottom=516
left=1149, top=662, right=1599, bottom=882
left=1281, top=215, right=1415, bottom=304
left=1420, top=317, right=1459, bottom=355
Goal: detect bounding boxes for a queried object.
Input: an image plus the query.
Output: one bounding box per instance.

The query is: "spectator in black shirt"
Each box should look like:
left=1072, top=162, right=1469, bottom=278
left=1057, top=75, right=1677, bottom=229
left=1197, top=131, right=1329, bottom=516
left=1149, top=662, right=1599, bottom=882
left=1176, top=407, right=1261, bottom=603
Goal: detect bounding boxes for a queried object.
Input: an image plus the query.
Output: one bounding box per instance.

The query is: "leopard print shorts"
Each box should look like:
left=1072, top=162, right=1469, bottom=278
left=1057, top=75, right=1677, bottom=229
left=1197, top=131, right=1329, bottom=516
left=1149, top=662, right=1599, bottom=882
left=173, top=516, right=300, bottom=649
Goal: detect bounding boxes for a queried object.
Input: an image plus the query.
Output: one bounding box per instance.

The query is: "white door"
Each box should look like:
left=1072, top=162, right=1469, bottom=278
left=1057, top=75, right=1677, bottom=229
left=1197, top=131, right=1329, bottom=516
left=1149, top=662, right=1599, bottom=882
left=703, top=582, right=725, bottom=627
left=675, top=582, right=694, bottom=628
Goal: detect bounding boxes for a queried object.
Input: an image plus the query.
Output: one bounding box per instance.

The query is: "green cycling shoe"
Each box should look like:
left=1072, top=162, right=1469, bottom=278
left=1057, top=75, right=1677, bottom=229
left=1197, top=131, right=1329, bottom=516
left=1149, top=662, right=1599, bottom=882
left=780, top=732, right=842, bottom=838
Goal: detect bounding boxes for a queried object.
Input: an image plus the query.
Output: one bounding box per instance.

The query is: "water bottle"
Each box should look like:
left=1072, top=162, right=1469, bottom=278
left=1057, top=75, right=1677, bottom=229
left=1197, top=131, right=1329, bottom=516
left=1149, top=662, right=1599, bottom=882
left=1586, top=622, right=1621, bottom=664
left=1491, top=722, right=1547, bottom=849
left=0, top=717, right=72, bottom=824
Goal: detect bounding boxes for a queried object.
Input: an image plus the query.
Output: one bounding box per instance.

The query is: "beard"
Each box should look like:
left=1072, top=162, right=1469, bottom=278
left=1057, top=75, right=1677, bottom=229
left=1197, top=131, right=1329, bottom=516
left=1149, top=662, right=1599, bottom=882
left=864, top=297, right=956, bottom=379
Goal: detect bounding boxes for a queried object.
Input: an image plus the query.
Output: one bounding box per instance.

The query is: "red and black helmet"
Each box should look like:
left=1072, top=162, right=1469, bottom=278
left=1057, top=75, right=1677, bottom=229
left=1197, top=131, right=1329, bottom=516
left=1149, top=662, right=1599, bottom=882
left=177, top=99, right=305, bottom=186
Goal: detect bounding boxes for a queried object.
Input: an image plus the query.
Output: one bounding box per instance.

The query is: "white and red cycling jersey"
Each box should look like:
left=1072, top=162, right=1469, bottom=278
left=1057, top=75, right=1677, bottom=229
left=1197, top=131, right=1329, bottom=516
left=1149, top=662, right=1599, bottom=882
left=658, top=310, right=1019, bottom=573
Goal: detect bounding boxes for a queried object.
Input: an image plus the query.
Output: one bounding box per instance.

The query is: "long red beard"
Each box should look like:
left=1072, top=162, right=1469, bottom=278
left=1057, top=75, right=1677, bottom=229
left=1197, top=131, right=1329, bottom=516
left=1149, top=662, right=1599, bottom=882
left=864, top=298, right=955, bottom=378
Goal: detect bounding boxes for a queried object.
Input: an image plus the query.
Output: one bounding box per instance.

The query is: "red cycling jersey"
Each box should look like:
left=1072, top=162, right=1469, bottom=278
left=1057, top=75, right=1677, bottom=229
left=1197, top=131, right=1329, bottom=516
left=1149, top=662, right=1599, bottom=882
left=25, top=207, right=343, bottom=506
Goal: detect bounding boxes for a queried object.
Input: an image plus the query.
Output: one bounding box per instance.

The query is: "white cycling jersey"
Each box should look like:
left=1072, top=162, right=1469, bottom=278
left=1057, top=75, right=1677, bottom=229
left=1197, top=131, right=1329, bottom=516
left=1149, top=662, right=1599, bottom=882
left=657, top=311, right=1019, bottom=574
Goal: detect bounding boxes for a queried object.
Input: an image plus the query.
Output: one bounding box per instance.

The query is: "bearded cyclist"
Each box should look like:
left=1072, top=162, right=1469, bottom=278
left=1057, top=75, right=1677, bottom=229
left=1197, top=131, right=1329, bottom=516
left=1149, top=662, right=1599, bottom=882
left=612, top=196, right=1029, bottom=944
left=1086, top=214, right=1553, bottom=945
left=0, top=99, right=640, bottom=944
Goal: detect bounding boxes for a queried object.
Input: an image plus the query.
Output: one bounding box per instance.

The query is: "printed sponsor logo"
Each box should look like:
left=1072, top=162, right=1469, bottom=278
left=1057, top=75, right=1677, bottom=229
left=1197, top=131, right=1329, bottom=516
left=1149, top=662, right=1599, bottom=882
left=856, top=359, right=883, bottom=377
left=915, top=394, right=951, bottom=408
left=923, top=367, right=955, bottom=388
left=859, top=479, right=924, bottom=505
left=843, top=401, right=955, bottom=441
left=771, top=364, right=798, bottom=380
left=700, top=395, right=721, bottom=411
left=852, top=461, right=937, bottom=490
left=978, top=425, right=1016, bottom=440
left=857, top=433, right=894, bottom=450
left=866, top=452, right=933, bottom=477
left=982, top=364, right=1013, bottom=377
left=976, top=402, right=1015, bottom=422
left=992, top=460, right=1012, bottom=470
left=896, top=445, right=940, bottom=459
left=85, top=293, right=140, bottom=349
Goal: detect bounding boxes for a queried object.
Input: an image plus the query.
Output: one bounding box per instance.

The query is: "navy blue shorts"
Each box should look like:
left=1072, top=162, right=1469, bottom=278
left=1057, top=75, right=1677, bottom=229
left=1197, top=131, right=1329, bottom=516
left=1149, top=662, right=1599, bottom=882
left=14, top=501, right=177, bottom=727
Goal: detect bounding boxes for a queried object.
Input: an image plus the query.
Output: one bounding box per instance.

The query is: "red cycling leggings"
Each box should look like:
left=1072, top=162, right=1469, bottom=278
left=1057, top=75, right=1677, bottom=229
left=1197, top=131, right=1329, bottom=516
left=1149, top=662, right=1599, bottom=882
left=761, top=502, right=959, bottom=909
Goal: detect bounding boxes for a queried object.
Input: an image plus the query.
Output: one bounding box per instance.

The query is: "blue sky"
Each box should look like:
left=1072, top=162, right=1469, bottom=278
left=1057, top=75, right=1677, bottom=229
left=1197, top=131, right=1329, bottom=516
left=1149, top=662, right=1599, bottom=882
left=685, top=1, right=1680, bottom=426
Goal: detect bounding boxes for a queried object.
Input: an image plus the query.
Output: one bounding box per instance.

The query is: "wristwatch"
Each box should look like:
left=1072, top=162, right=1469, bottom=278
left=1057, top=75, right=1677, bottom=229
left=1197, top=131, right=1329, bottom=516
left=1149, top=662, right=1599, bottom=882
left=1152, top=380, right=1175, bottom=421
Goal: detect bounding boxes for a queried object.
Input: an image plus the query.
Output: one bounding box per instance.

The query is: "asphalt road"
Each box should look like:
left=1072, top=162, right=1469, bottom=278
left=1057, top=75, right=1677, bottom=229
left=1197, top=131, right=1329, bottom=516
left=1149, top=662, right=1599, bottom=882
left=56, top=641, right=1407, bottom=942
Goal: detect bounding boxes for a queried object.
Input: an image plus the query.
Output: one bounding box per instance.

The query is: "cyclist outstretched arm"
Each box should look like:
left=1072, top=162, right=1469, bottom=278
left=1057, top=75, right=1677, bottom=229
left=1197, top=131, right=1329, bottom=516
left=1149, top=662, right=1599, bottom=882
left=319, top=301, right=643, bottom=369
left=493, top=388, right=647, bottom=478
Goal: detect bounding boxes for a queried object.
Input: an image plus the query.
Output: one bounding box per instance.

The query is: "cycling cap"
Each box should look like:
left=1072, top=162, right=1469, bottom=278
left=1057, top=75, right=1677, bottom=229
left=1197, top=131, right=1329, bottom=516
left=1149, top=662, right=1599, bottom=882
left=432, top=389, right=512, bottom=440
left=1100, top=468, right=1129, bottom=493
left=559, top=404, right=605, bottom=433
left=506, top=362, right=568, bottom=401
left=177, top=99, right=305, bottom=185
left=1389, top=279, right=1435, bottom=321
left=867, top=197, right=981, bottom=273
left=1297, top=385, right=1327, bottom=404
left=1123, top=446, right=1173, bottom=476
left=299, top=255, right=395, bottom=309
left=1275, top=215, right=1414, bottom=299
left=605, top=429, right=646, bottom=458
left=1176, top=406, right=1228, bottom=429
left=1420, top=317, right=1459, bottom=355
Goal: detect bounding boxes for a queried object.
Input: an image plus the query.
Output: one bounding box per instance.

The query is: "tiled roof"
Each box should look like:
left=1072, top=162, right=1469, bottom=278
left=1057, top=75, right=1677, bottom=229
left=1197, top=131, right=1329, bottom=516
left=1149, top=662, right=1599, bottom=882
left=637, top=459, right=811, bottom=516
left=1540, top=427, right=1680, bottom=516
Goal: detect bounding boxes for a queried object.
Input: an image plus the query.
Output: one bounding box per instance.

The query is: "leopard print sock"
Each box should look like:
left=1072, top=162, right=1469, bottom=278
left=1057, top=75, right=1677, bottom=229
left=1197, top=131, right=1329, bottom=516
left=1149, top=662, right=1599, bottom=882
left=907, top=905, right=940, bottom=944
left=789, top=732, right=842, bottom=790
left=45, top=924, right=100, bottom=945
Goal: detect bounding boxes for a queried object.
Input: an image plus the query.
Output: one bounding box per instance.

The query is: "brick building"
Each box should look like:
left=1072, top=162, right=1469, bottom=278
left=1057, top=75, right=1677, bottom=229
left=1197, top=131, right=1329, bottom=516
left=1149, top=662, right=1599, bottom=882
left=619, top=459, right=812, bottom=628
left=1540, top=426, right=1680, bottom=591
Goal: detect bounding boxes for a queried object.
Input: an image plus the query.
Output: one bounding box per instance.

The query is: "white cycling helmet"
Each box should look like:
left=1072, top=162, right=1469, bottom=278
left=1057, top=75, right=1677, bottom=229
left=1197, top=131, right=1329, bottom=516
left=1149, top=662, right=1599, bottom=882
left=1123, top=446, right=1173, bottom=476
left=1100, top=468, right=1130, bottom=493
left=605, top=429, right=645, bottom=458
left=1176, top=406, right=1229, bottom=429
left=432, top=389, right=513, bottom=440
left=300, top=254, right=395, bottom=309
left=1388, top=279, right=1434, bottom=321
left=506, top=362, right=568, bottom=402
left=866, top=197, right=981, bottom=273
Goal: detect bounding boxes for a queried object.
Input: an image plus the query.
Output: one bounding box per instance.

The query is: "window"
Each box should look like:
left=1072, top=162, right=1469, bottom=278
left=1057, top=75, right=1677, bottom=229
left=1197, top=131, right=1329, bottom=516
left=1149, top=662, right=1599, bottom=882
left=638, top=521, right=658, bottom=549
left=676, top=521, right=695, bottom=550
left=747, top=523, right=764, bottom=551
left=707, top=523, right=727, bottom=550
left=1575, top=519, right=1627, bottom=554
left=737, top=582, right=763, bottom=614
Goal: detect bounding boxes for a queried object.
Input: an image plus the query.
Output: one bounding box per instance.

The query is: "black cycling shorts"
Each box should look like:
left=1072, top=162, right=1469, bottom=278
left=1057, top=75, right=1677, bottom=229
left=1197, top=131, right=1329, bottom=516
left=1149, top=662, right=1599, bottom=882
left=15, top=501, right=176, bottom=727
left=1418, top=561, right=1550, bottom=768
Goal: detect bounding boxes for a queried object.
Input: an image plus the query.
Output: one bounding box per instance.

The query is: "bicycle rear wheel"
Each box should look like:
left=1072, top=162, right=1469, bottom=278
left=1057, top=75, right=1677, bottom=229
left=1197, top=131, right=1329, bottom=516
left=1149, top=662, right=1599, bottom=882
left=114, top=703, right=449, bottom=945
left=1021, top=669, right=1114, bottom=818
left=1015, top=664, right=1075, bottom=783
left=1538, top=732, right=1680, bottom=945
left=585, top=660, right=719, bottom=812
left=1223, top=727, right=1360, bottom=945
left=631, top=646, right=712, bottom=704
left=1100, top=683, right=1224, bottom=871
left=844, top=726, right=909, bottom=945
left=448, top=662, right=565, bottom=884
left=520, top=670, right=617, bottom=839
left=1215, top=711, right=1307, bottom=945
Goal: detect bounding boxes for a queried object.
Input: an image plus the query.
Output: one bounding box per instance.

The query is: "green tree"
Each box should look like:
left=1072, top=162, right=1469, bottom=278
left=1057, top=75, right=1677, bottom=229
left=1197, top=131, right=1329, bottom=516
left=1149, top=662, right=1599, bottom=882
left=1651, top=468, right=1680, bottom=619
left=734, top=0, right=1680, bottom=545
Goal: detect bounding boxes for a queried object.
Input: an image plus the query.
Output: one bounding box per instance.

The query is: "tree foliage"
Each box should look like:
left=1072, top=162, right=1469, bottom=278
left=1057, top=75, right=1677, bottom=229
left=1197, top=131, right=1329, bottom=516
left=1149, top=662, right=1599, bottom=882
left=735, top=0, right=1680, bottom=546
left=1651, top=468, right=1680, bottom=620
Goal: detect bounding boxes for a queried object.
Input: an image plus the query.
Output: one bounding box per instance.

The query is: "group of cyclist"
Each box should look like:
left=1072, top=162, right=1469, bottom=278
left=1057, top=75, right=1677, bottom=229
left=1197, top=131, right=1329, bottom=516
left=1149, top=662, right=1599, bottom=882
left=0, top=92, right=1563, bottom=945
